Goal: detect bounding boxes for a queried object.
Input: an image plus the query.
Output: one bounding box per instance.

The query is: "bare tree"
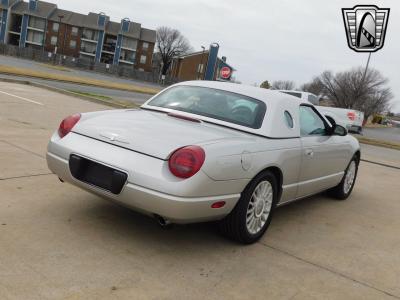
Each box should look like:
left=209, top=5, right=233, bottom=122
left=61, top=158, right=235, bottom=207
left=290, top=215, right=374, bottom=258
left=271, top=80, right=295, bottom=90
left=361, top=87, right=393, bottom=120
left=300, top=77, right=324, bottom=96
left=316, top=67, right=393, bottom=119
left=156, top=26, right=192, bottom=76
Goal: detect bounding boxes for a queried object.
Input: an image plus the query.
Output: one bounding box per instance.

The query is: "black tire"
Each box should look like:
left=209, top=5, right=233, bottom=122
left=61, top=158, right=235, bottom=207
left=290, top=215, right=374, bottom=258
left=219, top=171, right=278, bottom=244
left=328, top=155, right=359, bottom=200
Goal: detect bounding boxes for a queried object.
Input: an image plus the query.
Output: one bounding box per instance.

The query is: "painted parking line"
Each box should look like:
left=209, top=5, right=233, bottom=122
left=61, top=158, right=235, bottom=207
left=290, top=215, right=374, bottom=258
left=0, top=89, right=43, bottom=106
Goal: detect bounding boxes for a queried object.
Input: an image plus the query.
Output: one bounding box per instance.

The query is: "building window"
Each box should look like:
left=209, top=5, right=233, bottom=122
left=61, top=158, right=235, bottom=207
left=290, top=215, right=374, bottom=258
left=80, top=40, right=97, bottom=54
left=103, top=34, right=117, bottom=53
left=71, top=27, right=78, bottom=36
left=82, top=28, right=99, bottom=41
left=52, top=22, right=59, bottom=32
left=140, top=55, right=147, bottom=64
left=27, top=30, right=44, bottom=44
left=120, top=49, right=136, bottom=62
left=142, top=42, right=149, bottom=50
left=197, top=64, right=204, bottom=73
left=70, top=40, right=77, bottom=49
left=50, top=36, right=58, bottom=46
left=28, top=16, right=45, bottom=30
left=122, top=37, right=137, bottom=50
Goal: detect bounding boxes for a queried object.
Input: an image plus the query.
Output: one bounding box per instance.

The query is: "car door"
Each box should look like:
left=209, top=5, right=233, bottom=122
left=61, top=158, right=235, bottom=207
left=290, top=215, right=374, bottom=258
left=296, top=105, right=350, bottom=198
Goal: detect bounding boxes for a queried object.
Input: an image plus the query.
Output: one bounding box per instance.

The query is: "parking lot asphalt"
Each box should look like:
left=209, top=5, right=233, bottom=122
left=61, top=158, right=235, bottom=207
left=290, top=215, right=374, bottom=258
left=0, top=74, right=153, bottom=105
left=1, top=82, right=400, bottom=300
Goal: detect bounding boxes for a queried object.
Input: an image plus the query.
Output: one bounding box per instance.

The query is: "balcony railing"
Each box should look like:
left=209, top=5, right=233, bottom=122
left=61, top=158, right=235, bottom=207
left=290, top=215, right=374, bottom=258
left=80, top=46, right=96, bottom=55
left=9, top=25, right=21, bottom=33
left=102, top=44, right=116, bottom=53
left=81, top=33, right=98, bottom=42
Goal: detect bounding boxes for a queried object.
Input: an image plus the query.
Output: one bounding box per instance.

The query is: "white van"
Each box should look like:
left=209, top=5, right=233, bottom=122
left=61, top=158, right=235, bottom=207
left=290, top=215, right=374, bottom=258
left=279, top=90, right=364, bottom=134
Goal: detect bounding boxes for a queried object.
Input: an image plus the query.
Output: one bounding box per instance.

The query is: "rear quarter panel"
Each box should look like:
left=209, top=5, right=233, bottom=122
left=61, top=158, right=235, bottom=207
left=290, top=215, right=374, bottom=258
left=201, top=137, right=302, bottom=200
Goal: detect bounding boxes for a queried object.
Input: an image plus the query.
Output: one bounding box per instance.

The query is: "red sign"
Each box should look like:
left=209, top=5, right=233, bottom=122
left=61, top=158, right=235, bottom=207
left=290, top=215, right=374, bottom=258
left=347, top=111, right=356, bottom=121
left=220, top=66, right=232, bottom=80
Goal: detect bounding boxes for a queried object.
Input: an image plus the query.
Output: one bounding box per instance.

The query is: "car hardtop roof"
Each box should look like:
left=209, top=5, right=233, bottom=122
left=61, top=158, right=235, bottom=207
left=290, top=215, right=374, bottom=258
left=279, top=90, right=318, bottom=97
left=144, top=81, right=313, bottom=138
left=173, top=81, right=309, bottom=106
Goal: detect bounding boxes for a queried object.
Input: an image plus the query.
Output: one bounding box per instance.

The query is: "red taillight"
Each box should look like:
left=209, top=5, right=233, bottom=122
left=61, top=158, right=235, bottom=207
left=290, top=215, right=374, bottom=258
left=58, top=113, right=81, bottom=138
left=347, top=112, right=356, bottom=121
left=168, top=146, right=205, bottom=179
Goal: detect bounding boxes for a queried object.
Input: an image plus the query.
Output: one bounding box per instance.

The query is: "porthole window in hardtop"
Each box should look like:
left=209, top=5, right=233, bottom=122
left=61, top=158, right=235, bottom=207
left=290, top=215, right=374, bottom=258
left=284, top=111, right=294, bottom=128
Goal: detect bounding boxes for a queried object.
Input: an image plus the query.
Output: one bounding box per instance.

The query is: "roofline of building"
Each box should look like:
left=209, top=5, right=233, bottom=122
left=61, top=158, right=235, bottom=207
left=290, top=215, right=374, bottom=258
left=9, top=0, right=155, bottom=42
left=173, top=50, right=236, bottom=71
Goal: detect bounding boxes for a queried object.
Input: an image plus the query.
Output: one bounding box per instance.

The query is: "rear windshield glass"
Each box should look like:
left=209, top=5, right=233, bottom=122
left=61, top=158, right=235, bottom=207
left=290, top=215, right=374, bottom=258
left=147, top=86, right=266, bottom=129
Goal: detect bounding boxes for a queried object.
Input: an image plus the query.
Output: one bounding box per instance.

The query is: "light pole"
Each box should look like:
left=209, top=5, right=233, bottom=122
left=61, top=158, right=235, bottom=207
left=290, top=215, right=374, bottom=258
left=209, top=42, right=219, bottom=80
left=198, top=45, right=205, bottom=80
left=57, top=15, right=64, bottom=65
left=358, top=52, right=372, bottom=111
left=361, top=52, right=372, bottom=83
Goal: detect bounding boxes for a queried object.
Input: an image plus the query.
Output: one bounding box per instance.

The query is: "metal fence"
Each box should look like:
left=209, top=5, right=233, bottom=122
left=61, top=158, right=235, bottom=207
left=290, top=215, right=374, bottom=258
left=0, top=44, right=178, bottom=85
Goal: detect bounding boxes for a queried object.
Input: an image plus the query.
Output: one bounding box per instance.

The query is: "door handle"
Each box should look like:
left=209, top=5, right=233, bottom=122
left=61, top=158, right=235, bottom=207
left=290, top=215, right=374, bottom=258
left=305, top=149, right=314, bottom=158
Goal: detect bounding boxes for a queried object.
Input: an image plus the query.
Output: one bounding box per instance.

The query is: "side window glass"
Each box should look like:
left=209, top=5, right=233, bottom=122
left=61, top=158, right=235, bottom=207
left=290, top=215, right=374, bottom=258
left=308, top=94, right=319, bottom=105
left=284, top=111, right=294, bottom=129
left=299, top=106, right=326, bottom=136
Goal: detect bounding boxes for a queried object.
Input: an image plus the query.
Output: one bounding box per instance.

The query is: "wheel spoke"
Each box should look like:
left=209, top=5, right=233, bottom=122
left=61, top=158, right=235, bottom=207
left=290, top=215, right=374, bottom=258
left=246, top=180, right=274, bottom=235
left=343, top=161, right=356, bottom=194
left=247, top=205, right=255, bottom=215
left=247, top=213, right=254, bottom=225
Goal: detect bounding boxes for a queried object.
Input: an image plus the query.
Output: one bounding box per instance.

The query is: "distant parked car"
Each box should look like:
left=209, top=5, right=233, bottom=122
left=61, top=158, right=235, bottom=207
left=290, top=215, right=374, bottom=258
left=47, top=81, right=361, bottom=244
left=391, top=120, right=400, bottom=128
left=279, top=91, right=364, bottom=134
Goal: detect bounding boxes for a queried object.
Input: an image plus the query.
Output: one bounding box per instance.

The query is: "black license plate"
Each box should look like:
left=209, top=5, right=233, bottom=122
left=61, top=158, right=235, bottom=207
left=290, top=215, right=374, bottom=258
left=69, top=155, right=127, bottom=195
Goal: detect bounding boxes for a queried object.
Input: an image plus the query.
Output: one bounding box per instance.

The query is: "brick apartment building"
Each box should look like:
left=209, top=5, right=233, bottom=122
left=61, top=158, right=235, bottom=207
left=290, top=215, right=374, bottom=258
left=169, top=47, right=235, bottom=82
left=0, top=0, right=156, bottom=72
left=44, top=9, right=85, bottom=58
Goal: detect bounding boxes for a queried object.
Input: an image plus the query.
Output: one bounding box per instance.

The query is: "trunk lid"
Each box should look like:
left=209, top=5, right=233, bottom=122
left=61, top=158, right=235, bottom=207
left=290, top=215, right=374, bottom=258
left=73, top=110, right=246, bottom=159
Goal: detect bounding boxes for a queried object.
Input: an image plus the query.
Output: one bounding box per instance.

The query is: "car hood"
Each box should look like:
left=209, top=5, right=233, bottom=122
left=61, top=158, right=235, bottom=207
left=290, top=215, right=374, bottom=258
left=72, top=109, right=248, bottom=159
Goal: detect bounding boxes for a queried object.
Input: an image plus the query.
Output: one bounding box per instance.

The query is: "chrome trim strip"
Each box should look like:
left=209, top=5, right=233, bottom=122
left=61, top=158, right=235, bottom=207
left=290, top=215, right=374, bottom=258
left=282, top=171, right=344, bottom=191
left=279, top=171, right=345, bottom=206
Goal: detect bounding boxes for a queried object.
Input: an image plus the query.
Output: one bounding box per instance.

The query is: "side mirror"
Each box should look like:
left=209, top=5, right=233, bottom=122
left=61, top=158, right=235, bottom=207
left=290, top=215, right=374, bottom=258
left=333, top=124, right=347, bottom=136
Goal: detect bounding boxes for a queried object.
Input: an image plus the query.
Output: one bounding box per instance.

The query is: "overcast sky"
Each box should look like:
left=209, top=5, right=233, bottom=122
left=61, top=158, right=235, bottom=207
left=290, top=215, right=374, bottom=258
left=52, top=0, right=399, bottom=112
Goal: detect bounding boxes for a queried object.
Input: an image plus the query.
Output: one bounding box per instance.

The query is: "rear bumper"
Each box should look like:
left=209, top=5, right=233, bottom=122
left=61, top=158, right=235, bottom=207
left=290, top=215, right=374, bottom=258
left=46, top=141, right=241, bottom=224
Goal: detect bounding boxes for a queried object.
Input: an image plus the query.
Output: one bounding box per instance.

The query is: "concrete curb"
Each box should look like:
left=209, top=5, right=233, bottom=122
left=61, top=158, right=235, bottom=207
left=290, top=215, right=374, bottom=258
left=361, top=159, right=400, bottom=170
left=0, top=77, right=134, bottom=109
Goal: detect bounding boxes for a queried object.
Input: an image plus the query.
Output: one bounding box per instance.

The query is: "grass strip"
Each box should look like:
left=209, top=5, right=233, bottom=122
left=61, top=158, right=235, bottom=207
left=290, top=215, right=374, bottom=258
left=0, top=65, right=160, bottom=95
left=38, top=63, right=72, bottom=72
left=69, top=90, right=113, bottom=101
left=67, top=90, right=139, bottom=109
left=355, top=135, right=400, bottom=151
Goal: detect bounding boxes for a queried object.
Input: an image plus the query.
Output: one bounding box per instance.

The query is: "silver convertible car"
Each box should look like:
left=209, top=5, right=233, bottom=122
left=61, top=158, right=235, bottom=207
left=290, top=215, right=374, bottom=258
left=47, top=81, right=360, bottom=244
